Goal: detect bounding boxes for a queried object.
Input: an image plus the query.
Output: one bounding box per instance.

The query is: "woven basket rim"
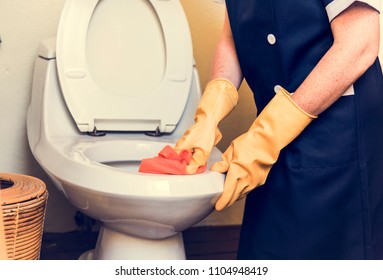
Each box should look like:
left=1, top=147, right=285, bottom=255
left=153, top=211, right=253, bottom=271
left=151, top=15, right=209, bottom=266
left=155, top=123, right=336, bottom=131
left=0, top=173, right=46, bottom=205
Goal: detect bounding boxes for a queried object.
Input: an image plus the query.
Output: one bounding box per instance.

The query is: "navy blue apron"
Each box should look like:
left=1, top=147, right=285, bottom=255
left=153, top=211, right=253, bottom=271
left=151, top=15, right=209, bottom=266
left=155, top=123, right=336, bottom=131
left=226, top=0, right=383, bottom=259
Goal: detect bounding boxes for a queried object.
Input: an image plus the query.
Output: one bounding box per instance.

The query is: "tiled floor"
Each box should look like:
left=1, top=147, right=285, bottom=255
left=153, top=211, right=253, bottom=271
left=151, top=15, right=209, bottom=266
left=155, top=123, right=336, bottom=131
left=40, top=226, right=241, bottom=260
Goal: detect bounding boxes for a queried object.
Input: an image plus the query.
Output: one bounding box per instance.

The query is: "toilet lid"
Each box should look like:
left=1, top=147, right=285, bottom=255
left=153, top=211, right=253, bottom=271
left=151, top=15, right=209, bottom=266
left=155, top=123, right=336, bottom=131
left=56, top=0, right=193, bottom=133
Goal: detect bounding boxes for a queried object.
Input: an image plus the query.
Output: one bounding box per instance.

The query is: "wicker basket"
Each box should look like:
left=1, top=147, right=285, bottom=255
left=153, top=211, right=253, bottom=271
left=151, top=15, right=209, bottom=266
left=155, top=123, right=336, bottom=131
left=0, top=173, right=48, bottom=260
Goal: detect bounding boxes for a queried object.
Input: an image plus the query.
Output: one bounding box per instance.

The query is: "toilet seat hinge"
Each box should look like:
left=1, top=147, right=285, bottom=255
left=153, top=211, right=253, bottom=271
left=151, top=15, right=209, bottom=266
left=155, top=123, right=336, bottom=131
left=87, top=127, right=106, bottom=137
left=145, top=127, right=163, bottom=137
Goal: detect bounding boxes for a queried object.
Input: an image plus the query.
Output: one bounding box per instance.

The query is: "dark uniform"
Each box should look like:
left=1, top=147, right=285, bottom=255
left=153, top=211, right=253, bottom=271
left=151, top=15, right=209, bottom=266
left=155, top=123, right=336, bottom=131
left=225, top=0, right=383, bottom=259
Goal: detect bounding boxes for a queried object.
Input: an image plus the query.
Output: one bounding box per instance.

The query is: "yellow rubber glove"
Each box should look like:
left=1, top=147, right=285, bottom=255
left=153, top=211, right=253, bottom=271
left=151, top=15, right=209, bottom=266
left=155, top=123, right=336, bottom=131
left=211, top=87, right=317, bottom=211
left=175, top=79, right=239, bottom=174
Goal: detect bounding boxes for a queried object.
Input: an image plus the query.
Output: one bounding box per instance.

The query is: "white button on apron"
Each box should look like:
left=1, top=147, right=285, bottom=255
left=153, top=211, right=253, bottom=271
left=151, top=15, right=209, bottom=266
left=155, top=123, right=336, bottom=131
left=267, top=34, right=276, bottom=45
left=274, top=85, right=282, bottom=93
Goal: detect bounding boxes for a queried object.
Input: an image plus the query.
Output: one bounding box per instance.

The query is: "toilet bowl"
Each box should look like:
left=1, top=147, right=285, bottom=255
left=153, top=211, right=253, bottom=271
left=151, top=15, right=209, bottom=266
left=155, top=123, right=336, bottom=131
left=27, top=0, right=224, bottom=260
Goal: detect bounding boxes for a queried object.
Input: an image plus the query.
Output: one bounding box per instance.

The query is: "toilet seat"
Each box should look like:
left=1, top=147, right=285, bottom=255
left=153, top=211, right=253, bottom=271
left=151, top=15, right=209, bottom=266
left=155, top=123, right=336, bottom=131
left=44, top=137, right=224, bottom=197
left=56, top=0, right=193, bottom=133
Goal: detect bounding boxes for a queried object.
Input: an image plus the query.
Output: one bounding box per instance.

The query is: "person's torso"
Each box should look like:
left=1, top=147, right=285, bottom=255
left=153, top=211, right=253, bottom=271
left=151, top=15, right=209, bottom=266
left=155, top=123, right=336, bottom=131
left=226, top=0, right=333, bottom=110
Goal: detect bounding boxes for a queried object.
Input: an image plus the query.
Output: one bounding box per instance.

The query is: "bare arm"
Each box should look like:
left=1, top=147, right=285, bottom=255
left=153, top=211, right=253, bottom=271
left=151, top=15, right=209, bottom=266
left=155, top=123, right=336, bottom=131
left=292, top=2, right=380, bottom=116
left=209, top=11, right=244, bottom=89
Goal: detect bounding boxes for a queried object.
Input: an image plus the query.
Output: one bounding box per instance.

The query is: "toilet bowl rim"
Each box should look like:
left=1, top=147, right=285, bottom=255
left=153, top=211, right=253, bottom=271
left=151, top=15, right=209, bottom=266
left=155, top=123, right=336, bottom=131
left=35, top=137, right=225, bottom=198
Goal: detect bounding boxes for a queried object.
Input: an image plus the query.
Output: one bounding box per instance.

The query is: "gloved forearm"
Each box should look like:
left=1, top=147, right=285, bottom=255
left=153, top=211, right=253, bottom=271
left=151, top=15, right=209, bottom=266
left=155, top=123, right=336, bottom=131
left=211, top=87, right=317, bottom=210
left=175, top=78, right=239, bottom=174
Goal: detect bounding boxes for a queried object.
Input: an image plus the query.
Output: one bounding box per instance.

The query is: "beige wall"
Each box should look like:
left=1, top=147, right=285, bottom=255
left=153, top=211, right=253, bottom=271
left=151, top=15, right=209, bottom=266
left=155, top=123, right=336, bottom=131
left=0, top=0, right=382, bottom=232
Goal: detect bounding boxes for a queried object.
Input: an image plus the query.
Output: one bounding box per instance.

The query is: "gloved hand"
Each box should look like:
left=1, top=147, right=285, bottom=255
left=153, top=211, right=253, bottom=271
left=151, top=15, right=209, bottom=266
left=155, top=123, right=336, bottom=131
left=174, top=79, right=239, bottom=174
left=211, top=87, right=317, bottom=211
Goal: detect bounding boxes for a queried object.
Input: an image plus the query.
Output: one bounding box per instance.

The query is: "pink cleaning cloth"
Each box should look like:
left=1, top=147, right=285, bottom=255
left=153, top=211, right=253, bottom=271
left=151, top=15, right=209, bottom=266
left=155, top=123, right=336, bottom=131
left=139, top=145, right=206, bottom=175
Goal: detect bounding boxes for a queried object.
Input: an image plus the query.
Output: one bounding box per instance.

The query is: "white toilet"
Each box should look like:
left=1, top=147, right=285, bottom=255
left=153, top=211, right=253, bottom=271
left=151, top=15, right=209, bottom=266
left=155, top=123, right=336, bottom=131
left=27, top=0, right=224, bottom=260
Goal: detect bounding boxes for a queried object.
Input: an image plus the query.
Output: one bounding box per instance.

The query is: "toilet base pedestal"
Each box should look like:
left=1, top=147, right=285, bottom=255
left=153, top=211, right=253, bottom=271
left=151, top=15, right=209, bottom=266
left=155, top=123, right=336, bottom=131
left=83, top=226, right=186, bottom=260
